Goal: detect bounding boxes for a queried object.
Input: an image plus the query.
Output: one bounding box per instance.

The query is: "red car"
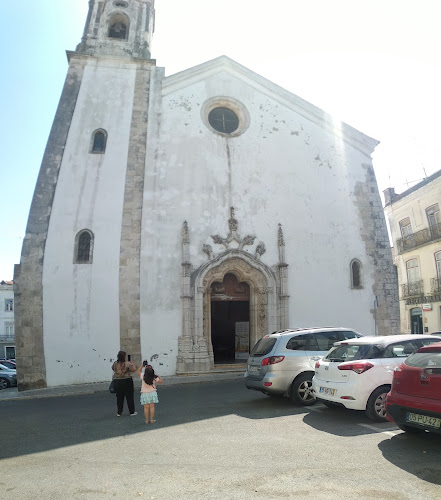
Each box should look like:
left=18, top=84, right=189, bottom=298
left=386, top=341, right=441, bottom=434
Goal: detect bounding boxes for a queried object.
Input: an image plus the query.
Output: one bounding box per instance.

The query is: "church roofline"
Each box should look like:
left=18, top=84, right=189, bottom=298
left=161, top=55, right=379, bottom=157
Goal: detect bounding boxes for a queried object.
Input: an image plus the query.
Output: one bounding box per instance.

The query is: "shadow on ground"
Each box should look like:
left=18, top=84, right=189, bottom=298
left=0, top=378, right=410, bottom=461
left=378, top=432, right=441, bottom=485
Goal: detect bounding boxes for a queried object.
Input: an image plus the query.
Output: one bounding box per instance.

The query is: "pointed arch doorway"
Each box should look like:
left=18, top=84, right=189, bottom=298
left=210, top=273, right=250, bottom=364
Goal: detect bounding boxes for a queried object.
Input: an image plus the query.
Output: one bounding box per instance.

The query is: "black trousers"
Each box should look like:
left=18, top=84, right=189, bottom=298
left=114, top=378, right=135, bottom=415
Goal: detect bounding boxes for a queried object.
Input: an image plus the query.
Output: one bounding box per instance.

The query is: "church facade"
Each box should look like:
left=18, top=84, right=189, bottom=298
left=14, top=0, right=399, bottom=390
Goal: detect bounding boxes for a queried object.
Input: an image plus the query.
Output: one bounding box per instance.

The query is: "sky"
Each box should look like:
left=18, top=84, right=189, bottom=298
left=1, top=0, right=441, bottom=281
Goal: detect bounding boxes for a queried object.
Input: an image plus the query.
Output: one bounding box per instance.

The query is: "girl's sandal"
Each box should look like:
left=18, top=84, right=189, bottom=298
left=145, top=421, right=150, bottom=424
left=150, top=420, right=156, bottom=424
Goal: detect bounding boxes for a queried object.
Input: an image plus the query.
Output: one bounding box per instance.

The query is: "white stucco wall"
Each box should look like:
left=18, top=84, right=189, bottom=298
left=43, top=60, right=137, bottom=386
left=139, top=64, right=379, bottom=374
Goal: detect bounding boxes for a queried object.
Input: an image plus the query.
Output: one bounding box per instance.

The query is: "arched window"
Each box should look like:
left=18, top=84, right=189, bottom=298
left=91, top=129, right=107, bottom=153
left=108, top=14, right=129, bottom=40
left=350, top=259, right=362, bottom=288
left=74, top=230, right=94, bottom=264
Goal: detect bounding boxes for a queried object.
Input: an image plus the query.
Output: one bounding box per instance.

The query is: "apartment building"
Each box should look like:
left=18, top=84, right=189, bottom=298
left=0, top=280, right=15, bottom=359
left=384, top=170, right=441, bottom=334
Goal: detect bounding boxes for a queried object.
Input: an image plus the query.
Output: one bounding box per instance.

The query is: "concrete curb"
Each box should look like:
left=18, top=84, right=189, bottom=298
left=0, top=372, right=245, bottom=402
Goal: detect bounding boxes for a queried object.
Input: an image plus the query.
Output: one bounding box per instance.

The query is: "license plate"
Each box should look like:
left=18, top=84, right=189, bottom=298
left=249, top=365, right=259, bottom=374
left=406, top=412, right=441, bottom=429
left=319, top=387, right=335, bottom=396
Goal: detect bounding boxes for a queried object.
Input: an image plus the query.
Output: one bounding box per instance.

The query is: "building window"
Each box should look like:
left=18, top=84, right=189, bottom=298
left=208, top=108, right=239, bottom=134
left=436, top=251, right=441, bottom=279
left=74, top=230, right=94, bottom=264
left=426, top=204, right=441, bottom=238
left=406, top=258, right=422, bottom=296
left=5, top=299, right=13, bottom=312
left=5, top=323, right=14, bottom=336
left=350, top=260, right=362, bottom=288
left=399, top=217, right=412, bottom=238
left=91, top=129, right=107, bottom=153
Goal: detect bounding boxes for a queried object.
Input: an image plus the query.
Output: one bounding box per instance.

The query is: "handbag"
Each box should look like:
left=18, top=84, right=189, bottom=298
left=109, top=380, right=116, bottom=394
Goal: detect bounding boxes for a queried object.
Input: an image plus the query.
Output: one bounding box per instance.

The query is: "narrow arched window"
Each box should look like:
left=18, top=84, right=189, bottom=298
left=350, top=259, right=362, bottom=288
left=91, top=129, right=107, bottom=153
left=109, top=20, right=128, bottom=39
left=74, top=230, right=94, bottom=264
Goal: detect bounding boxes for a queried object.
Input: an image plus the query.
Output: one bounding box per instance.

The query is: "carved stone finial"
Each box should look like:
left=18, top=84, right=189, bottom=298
left=255, top=242, right=266, bottom=259
left=229, top=206, right=238, bottom=232
left=202, top=244, right=213, bottom=260
left=182, top=221, right=190, bottom=244
left=278, top=224, right=285, bottom=247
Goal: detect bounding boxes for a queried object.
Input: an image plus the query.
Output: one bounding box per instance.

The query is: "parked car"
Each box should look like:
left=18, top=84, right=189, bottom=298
left=0, top=365, right=17, bottom=389
left=244, top=327, right=363, bottom=404
left=386, top=341, right=441, bottom=434
left=312, top=334, right=441, bottom=421
left=0, top=360, right=16, bottom=370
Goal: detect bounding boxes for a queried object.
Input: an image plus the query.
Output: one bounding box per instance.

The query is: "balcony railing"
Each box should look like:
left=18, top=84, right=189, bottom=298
left=397, top=223, right=441, bottom=254
left=431, top=277, right=441, bottom=293
left=401, top=280, right=424, bottom=298
left=0, top=335, right=15, bottom=342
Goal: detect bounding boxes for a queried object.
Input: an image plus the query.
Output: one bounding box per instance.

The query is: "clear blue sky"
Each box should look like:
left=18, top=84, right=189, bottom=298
left=1, top=0, right=441, bottom=280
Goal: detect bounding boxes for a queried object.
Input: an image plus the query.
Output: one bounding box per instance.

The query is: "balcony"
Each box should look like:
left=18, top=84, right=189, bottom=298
left=431, top=277, right=441, bottom=293
left=0, top=335, right=15, bottom=342
left=397, top=223, right=441, bottom=254
left=401, top=280, right=424, bottom=298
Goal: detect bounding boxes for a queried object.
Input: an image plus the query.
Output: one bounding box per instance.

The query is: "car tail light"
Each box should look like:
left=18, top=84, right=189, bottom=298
left=315, top=361, right=320, bottom=369
left=261, top=356, right=285, bottom=366
left=338, top=362, right=374, bottom=374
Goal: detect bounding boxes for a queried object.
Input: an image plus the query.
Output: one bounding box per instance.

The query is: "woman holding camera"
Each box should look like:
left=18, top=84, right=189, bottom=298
left=137, top=361, right=162, bottom=424
left=111, top=350, right=137, bottom=417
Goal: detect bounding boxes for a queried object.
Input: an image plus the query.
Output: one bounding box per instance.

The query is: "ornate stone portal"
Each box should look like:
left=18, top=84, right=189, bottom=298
left=176, top=208, right=289, bottom=374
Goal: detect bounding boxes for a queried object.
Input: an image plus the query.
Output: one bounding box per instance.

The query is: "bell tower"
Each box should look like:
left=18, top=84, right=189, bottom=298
left=76, top=0, right=155, bottom=59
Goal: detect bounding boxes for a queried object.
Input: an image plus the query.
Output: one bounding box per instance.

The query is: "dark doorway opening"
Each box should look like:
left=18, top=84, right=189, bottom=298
left=410, top=307, right=423, bottom=334
left=210, top=274, right=250, bottom=364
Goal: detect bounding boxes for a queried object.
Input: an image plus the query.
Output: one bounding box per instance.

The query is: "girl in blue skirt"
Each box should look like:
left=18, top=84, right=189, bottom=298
left=137, top=363, right=162, bottom=424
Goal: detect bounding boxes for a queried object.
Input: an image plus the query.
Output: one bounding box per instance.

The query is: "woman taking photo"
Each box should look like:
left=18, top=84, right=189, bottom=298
left=111, top=351, right=137, bottom=417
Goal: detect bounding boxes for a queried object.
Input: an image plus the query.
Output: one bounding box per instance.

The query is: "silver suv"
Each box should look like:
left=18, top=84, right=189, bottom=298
left=244, top=327, right=363, bottom=404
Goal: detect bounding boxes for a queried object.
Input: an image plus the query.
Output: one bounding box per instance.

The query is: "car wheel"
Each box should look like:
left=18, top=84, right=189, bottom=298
left=291, top=374, right=316, bottom=405
left=0, top=378, right=10, bottom=390
left=365, top=386, right=390, bottom=421
left=397, top=424, right=425, bottom=434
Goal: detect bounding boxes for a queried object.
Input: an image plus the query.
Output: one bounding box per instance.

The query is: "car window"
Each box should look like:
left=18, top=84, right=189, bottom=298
left=286, top=334, right=308, bottom=350
left=250, top=337, right=277, bottom=356
left=325, top=343, right=383, bottom=361
left=382, top=341, right=418, bottom=358
left=417, top=337, right=441, bottom=347
left=307, top=331, right=341, bottom=352
left=405, top=351, right=441, bottom=368
left=340, top=331, right=359, bottom=340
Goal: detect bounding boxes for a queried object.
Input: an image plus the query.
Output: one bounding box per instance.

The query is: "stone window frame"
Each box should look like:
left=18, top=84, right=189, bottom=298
left=107, top=12, right=130, bottom=41
left=73, top=229, right=94, bottom=264
left=90, top=129, right=108, bottom=154
left=201, top=97, right=250, bottom=138
left=399, top=217, right=413, bottom=238
left=435, top=251, right=441, bottom=280
left=5, top=322, right=14, bottom=336
left=350, top=259, right=363, bottom=289
left=4, top=299, right=13, bottom=312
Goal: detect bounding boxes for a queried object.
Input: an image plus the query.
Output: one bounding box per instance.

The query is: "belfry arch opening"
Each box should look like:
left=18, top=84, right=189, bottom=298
left=210, top=273, right=250, bottom=364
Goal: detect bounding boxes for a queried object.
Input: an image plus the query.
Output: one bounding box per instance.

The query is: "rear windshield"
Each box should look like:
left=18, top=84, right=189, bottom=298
left=324, top=343, right=383, bottom=362
left=405, top=351, right=441, bottom=368
left=250, top=337, right=277, bottom=357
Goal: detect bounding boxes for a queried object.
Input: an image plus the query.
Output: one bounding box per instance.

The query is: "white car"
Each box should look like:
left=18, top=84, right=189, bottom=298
left=312, top=334, right=441, bottom=421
